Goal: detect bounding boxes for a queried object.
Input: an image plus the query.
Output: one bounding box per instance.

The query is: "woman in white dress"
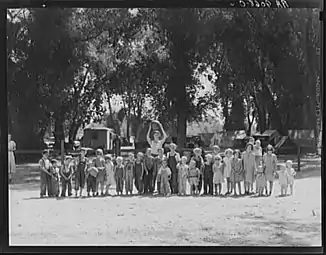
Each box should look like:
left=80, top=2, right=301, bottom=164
left=146, top=120, right=168, bottom=157
left=8, top=134, right=16, bottom=182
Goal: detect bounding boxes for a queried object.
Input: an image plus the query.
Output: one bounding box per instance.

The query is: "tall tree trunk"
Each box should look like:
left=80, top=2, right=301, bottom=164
left=177, top=111, right=187, bottom=148
left=54, top=114, right=65, bottom=149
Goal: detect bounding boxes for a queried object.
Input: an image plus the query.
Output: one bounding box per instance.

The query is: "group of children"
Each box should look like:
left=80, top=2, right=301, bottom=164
left=38, top=137, right=296, bottom=198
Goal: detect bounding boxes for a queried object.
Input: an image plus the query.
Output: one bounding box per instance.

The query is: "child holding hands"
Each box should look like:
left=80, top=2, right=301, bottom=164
left=285, top=160, right=296, bottom=195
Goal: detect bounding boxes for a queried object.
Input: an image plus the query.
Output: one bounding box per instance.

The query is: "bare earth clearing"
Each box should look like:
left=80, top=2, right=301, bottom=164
left=9, top=157, right=321, bottom=246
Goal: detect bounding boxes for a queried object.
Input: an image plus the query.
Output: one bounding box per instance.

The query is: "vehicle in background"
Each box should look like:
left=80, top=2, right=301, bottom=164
left=82, top=126, right=115, bottom=153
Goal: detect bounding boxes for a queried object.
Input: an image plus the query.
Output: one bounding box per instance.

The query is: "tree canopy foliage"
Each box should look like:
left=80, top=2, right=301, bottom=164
left=7, top=8, right=321, bottom=150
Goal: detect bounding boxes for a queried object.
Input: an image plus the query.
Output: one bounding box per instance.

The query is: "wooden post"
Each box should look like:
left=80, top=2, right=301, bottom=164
left=297, top=145, right=301, bottom=172
left=61, top=140, right=65, bottom=166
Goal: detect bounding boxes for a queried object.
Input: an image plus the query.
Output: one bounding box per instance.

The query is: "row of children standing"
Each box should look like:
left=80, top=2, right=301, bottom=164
left=38, top=138, right=296, bottom=198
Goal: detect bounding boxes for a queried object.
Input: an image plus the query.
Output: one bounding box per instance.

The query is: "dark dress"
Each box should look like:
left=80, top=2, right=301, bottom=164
left=143, top=156, right=154, bottom=194
left=167, top=152, right=178, bottom=194
left=134, top=162, right=144, bottom=193
left=113, top=137, right=122, bottom=157
left=75, top=156, right=87, bottom=190
left=114, top=165, right=124, bottom=193
left=203, top=163, right=213, bottom=195
left=192, top=156, right=204, bottom=194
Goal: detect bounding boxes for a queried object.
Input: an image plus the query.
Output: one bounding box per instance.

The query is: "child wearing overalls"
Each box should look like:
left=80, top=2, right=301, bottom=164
left=60, top=156, right=74, bottom=197
left=38, top=150, right=52, bottom=198
left=125, top=153, right=135, bottom=195
left=114, top=156, right=125, bottom=195
left=134, top=152, right=144, bottom=195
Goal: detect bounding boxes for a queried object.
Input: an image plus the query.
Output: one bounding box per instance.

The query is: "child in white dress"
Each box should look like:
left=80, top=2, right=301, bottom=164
left=256, top=160, right=266, bottom=197
left=213, top=155, right=224, bottom=196
left=104, top=154, right=115, bottom=196
left=223, top=148, right=233, bottom=195
left=285, top=160, right=296, bottom=195
left=276, top=164, right=288, bottom=196
left=177, top=156, right=189, bottom=196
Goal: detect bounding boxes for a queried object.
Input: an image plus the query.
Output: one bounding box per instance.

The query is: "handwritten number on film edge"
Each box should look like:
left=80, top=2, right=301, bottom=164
left=237, top=0, right=289, bottom=8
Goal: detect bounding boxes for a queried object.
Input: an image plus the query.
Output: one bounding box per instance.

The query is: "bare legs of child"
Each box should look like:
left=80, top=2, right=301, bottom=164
left=214, top=184, right=222, bottom=196
left=232, top=182, right=241, bottom=196
left=226, top=177, right=232, bottom=195
left=244, top=181, right=250, bottom=195
left=266, top=181, right=273, bottom=196
left=289, top=184, right=293, bottom=195
left=105, top=184, right=111, bottom=196
left=281, top=185, right=287, bottom=196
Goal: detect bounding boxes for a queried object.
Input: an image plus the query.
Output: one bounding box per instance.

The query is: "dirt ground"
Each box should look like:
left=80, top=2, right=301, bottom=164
left=9, top=157, right=321, bottom=246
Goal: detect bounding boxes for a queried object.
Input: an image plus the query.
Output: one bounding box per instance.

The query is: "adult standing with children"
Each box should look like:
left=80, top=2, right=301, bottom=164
left=8, top=134, right=16, bottom=183
left=263, top=144, right=278, bottom=196
left=242, top=142, right=256, bottom=195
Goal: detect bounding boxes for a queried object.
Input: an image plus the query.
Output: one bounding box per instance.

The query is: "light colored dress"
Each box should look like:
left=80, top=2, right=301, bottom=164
left=178, top=164, right=188, bottom=194
left=124, top=161, right=134, bottom=193
left=255, top=166, right=266, bottom=190
left=213, top=163, right=224, bottom=184
left=8, top=140, right=16, bottom=175
left=263, top=153, right=277, bottom=182
left=286, top=167, right=296, bottom=185
left=223, top=156, right=233, bottom=178
left=105, top=161, right=115, bottom=186
left=277, top=169, right=288, bottom=187
left=242, top=151, right=256, bottom=184
left=158, top=166, right=171, bottom=195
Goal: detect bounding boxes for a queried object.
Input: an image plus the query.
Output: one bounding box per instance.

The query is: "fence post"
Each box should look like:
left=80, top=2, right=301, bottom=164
left=297, top=145, right=301, bottom=172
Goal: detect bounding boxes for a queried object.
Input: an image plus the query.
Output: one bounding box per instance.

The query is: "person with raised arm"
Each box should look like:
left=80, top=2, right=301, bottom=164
left=146, top=120, right=168, bottom=157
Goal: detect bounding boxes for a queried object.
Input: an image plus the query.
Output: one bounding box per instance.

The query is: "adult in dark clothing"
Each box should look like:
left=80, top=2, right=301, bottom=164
left=113, top=135, right=122, bottom=157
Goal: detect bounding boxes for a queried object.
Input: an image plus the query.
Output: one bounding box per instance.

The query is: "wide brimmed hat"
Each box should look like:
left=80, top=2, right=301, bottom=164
left=96, top=149, right=103, bottom=155
left=245, top=142, right=254, bottom=150
left=225, top=148, right=234, bottom=154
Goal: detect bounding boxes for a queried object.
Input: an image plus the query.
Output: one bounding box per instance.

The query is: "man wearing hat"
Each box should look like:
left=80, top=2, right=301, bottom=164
left=38, top=149, right=52, bottom=198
